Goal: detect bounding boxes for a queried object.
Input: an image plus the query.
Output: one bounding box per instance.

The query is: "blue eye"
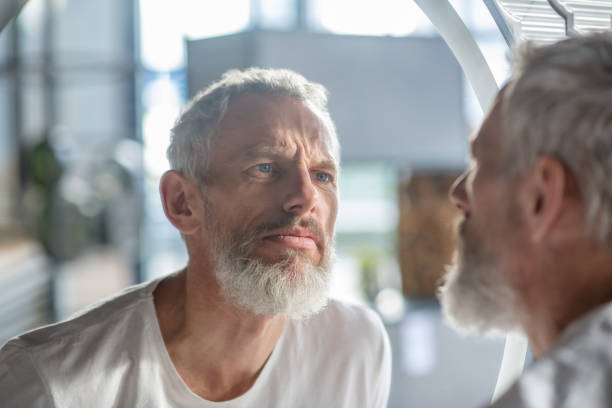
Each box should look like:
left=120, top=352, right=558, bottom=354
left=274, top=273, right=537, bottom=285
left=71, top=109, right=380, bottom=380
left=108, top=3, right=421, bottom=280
left=315, top=172, right=330, bottom=183
left=256, top=163, right=273, bottom=173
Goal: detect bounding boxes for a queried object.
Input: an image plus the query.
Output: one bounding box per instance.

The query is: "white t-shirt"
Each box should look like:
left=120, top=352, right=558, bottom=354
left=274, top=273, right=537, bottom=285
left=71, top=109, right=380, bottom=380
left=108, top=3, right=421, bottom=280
left=0, top=277, right=391, bottom=408
left=491, top=301, right=612, bottom=407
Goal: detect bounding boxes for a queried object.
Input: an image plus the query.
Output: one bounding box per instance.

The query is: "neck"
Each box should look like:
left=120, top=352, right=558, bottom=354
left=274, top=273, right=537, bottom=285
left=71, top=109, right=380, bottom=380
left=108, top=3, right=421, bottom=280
left=519, top=247, right=612, bottom=359
left=154, top=261, right=285, bottom=401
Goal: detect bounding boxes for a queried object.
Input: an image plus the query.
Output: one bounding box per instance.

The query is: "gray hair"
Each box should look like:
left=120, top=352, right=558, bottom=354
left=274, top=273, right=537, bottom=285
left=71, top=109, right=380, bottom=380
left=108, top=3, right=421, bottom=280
left=500, top=32, right=612, bottom=243
left=167, top=67, right=339, bottom=185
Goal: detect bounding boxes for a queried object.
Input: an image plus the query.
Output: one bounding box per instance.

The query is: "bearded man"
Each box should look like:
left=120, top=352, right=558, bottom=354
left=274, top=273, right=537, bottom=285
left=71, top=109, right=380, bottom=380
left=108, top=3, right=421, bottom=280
left=0, top=68, right=391, bottom=407
left=441, top=33, right=612, bottom=407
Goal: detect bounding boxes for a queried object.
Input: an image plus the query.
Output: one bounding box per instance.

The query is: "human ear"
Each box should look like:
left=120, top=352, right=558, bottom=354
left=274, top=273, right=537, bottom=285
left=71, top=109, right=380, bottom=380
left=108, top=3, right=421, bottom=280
left=159, top=170, right=204, bottom=235
left=519, top=156, right=566, bottom=242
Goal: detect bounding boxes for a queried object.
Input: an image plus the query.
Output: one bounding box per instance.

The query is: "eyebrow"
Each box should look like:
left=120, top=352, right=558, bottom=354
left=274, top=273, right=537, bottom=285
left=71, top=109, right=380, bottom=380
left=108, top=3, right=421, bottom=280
left=242, top=145, right=286, bottom=159
left=242, top=145, right=339, bottom=173
left=316, top=158, right=339, bottom=173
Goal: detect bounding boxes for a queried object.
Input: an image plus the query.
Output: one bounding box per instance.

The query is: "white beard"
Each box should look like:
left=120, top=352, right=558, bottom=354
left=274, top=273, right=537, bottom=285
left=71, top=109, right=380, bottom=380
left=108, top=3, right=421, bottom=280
left=205, top=200, right=334, bottom=320
left=438, top=227, right=523, bottom=336
left=213, top=247, right=333, bottom=320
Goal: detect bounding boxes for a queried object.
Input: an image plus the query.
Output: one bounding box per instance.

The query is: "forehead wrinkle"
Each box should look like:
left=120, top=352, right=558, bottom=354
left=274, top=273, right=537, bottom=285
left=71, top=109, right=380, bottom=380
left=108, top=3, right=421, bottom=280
left=218, top=93, right=338, bottom=167
left=241, top=117, right=335, bottom=156
left=241, top=138, right=337, bottom=171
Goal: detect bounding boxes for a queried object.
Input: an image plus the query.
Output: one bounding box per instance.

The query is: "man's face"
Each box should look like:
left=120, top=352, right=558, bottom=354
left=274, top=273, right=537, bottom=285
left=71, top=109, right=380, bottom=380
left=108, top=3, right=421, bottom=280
left=440, top=97, right=525, bottom=335
left=201, top=93, right=339, bottom=318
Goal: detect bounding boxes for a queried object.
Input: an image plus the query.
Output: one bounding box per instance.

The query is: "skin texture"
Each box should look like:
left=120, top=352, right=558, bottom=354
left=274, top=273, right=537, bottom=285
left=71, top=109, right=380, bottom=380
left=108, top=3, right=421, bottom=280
left=154, top=93, right=338, bottom=401
left=448, top=91, right=612, bottom=358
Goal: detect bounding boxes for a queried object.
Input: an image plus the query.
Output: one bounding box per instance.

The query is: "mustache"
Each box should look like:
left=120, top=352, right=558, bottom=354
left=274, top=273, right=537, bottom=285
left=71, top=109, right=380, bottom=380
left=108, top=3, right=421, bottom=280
left=234, top=215, right=326, bottom=256
left=255, top=216, right=324, bottom=241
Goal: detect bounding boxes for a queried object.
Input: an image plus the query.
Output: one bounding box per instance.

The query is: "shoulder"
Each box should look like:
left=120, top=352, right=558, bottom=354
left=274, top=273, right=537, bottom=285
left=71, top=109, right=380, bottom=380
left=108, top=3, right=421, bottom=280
left=0, top=282, right=163, bottom=395
left=492, top=302, right=612, bottom=408
left=291, top=299, right=391, bottom=407
left=5, top=278, right=159, bottom=349
left=298, top=299, right=391, bottom=367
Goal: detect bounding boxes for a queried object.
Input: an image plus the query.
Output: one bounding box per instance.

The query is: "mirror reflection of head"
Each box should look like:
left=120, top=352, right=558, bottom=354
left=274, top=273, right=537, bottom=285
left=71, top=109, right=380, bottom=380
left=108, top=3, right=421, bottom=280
left=160, top=68, right=340, bottom=320
left=440, top=32, right=612, bottom=357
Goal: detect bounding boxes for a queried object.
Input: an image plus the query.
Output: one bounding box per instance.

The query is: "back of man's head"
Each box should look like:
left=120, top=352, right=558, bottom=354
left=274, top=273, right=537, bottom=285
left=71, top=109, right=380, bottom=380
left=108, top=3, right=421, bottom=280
left=500, top=32, right=612, bottom=242
left=166, top=68, right=339, bottom=187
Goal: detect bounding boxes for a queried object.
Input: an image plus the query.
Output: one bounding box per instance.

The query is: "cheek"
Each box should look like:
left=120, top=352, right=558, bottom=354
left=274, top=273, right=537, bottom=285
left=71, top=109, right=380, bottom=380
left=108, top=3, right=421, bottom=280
left=207, top=191, right=259, bottom=229
left=469, top=176, right=495, bottom=213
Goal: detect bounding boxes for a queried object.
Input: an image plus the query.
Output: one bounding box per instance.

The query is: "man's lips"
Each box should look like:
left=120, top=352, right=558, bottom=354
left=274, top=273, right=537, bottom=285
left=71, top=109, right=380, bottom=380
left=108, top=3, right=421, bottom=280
left=261, top=229, right=318, bottom=250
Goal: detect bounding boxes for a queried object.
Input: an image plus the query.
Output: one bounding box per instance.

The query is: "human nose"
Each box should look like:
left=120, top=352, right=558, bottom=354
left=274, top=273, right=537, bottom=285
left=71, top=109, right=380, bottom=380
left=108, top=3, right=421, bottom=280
left=449, top=172, right=469, bottom=213
left=282, top=167, right=318, bottom=216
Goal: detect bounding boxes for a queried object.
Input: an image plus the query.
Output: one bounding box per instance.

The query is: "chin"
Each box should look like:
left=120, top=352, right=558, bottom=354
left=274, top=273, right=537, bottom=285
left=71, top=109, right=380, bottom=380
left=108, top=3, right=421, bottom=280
left=216, top=250, right=332, bottom=320
left=438, top=256, right=523, bottom=337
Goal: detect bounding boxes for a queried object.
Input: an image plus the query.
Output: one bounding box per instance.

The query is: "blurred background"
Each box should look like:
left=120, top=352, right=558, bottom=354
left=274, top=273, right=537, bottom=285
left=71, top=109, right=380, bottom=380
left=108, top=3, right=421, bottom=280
left=0, top=0, right=523, bottom=406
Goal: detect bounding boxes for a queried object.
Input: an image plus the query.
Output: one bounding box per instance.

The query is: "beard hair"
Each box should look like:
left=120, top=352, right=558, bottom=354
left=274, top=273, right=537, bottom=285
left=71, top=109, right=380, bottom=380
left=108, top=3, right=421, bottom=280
left=205, top=204, right=334, bottom=320
left=438, top=219, right=523, bottom=336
